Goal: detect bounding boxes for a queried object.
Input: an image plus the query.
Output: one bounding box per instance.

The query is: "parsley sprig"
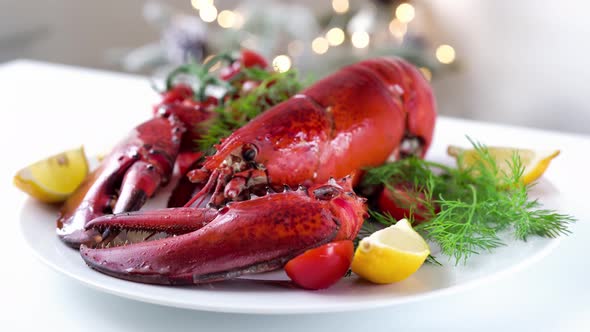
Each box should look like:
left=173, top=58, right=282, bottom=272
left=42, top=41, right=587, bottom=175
left=360, top=140, right=575, bottom=264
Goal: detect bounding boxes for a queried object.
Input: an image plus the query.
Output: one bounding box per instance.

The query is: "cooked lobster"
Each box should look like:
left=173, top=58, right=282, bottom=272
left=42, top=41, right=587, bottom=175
left=77, top=56, right=437, bottom=284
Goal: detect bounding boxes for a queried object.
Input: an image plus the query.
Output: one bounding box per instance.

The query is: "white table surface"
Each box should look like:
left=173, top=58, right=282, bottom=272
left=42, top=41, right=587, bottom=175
left=1, top=60, right=589, bottom=331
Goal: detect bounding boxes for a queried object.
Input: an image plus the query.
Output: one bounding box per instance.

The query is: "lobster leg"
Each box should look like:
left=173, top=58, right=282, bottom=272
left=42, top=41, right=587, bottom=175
left=80, top=181, right=366, bottom=285
left=167, top=153, right=205, bottom=208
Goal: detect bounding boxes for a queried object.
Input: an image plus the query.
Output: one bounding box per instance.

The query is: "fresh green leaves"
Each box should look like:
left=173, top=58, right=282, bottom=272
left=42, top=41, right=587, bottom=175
left=196, top=68, right=303, bottom=152
left=360, top=140, right=575, bottom=265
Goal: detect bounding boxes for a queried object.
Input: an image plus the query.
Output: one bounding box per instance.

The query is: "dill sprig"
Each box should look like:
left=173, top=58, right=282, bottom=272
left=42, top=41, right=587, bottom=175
left=359, top=139, right=575, bottom=265
left=197, top=68, right=303, bottom=152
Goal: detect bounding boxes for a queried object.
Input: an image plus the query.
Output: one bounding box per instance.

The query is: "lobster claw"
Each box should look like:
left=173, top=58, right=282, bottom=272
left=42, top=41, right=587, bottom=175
left=80, top=179, right=366, bottom=285
left=57, top=115, right=185, bottom=247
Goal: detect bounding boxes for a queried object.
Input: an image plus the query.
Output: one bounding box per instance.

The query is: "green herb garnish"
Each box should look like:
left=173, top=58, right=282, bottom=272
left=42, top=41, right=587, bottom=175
left=197, top=68, right=303, bottom=152
left=359, top=139, right=575, bottom=264
left=165, top=54, right=236, bottom=101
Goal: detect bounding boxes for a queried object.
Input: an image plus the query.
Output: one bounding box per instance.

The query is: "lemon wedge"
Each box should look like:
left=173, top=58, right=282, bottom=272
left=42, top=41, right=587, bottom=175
left=447, top=145, right=560, bottom=185
left=13, top=146, right=89, bottom=203
left=351, top=219, right=430, bottom=284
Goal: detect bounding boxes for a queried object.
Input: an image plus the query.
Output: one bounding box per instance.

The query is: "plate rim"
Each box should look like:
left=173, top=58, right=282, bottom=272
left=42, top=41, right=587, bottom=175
left=19, top=198, right=562, bottom=314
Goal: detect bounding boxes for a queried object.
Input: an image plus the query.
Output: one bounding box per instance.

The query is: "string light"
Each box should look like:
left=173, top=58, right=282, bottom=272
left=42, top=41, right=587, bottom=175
left=388, top=19, right=407, bottom=40
left=199, top=5, right=218, bottom=22
left=288, top=40, right=304, bottom=56
left=232, top=12, right=244, bottom=28
left=395, top=3, right=415, bottom=23
left=272, top=55, right=292, bottom=73
left=203, top=54, right=215, bottom=64
left=208, top=61, right=221, bottom=73
left=191, top=0, right=213, bottom=10
left=217, top=10, right=236, bottom=28
left=326, top=27, right=345, bottom=46
left=332, top=0, right=349, bottom=14
left=312, top=37, right=329, bottom=54
left=419, top=67, right=432, bottom=81
left=435, top=44, right=456, bottom=64
left=351, top=31, right=370, bottom=49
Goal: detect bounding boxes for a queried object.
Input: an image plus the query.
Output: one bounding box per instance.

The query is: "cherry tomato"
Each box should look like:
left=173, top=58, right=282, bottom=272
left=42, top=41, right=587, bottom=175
left=240, top=49, right=268, bottom=69
left=377, top=183, right=436, bottom=224
left=220, top=49, right=268, bottom=81
left=285, top=240, right=354, bottom=290
left=160, top=84, right=193, bottom=104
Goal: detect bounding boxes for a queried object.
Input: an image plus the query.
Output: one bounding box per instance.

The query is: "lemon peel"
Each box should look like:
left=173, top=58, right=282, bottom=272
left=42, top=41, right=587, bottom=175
left=13, top=146, right=89, bottom=203
left=448, top=145, right=560, bottom=185
left=351, top=219, right=430, bottom=284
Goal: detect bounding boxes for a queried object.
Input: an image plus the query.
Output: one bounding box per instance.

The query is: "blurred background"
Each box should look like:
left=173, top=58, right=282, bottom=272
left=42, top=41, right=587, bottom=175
left=1, top=0, right=588, bottom=134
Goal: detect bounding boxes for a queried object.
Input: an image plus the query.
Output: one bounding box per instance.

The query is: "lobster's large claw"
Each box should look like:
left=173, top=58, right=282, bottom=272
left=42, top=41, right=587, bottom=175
left=57, top=115, right=184, bottom=248
left=80, top=179, right=366, bottom=285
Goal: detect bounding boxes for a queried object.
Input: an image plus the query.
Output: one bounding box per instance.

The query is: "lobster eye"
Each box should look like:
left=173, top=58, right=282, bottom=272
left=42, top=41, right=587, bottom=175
left=313, top=185, right=341, bottom=201
left=242, top=144, right=257, bottom=161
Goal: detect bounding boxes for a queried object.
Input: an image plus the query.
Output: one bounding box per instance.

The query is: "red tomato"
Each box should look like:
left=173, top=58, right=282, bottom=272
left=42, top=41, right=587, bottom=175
left=285, top=240, right=354, bottom=290
left=160, top=84, right=193, bottom=104
left=377, top=183, right=436, bottom=224
left=240, top=49, right=268, bottom=69
left=220, top=49, right=268, bottom=81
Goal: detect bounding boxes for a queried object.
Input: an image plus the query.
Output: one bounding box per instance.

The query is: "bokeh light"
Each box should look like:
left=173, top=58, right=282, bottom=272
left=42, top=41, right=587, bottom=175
left=217, top=10, right=236, bottom=28
left=435, top=44, right=456, bottom=64
left=395, top=3, right=415, bottom=24
left=419, top=67, right=432, bottom=81
left=326, top=27, right=345, bottom=46
left=272, top=55, right=292, bottom=73
left=332, top=0, right=349, bottom=14
left=312, top=37, right=329, bottom=54
left=388, top=19, right=407, bottom=40
left=191, top=0, right=214, bottom=10
left=199, top=5, right=218, bottom=23
left=351, top=31, right=370, bottom=49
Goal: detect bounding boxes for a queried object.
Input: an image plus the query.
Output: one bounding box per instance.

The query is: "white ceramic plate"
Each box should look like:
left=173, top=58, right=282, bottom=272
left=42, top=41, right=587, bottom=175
left=18, top=133, right=563, bottom=314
